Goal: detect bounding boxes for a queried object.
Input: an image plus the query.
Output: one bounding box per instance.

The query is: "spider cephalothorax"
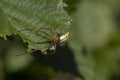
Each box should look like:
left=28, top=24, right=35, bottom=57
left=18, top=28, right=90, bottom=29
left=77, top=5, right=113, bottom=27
left=49, top=37, right=59, bottom=45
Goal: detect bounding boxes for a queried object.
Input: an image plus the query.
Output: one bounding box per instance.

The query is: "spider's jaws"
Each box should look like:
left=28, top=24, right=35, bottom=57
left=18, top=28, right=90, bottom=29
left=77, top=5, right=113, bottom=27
left=60, top=32, right=69, bottom=42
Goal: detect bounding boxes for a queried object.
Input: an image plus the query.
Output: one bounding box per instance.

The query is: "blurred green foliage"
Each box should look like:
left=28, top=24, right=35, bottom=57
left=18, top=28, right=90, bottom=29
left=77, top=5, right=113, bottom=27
left=0, top=0, right=120, bottom=80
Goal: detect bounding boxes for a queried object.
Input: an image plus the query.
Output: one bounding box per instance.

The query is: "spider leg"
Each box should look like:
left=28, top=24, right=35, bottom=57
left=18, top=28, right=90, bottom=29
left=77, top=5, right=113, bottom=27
left=15, top=41, right=50, bottom=56
left=36, top=27, right=54, bottom=38
left=17, top=28, right=50, bottom=40
left=16, top=28, right=57, bottom=54
left=17, top=29, right=50, bottom=47
left=35, top=41, right=49, bottom=44
left=43, top=45, right=57, bottom=54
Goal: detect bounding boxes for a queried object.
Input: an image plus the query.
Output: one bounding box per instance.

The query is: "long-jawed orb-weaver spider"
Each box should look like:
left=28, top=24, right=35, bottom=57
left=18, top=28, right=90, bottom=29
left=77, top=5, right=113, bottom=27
left=16, top=28, right=69, bottom=55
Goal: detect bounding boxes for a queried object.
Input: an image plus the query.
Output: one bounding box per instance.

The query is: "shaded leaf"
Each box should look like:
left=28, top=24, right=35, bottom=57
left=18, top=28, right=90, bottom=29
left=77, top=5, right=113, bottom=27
left=0, top=7, right=14, bottom=39
left=0, top=0, right=71, bottom=52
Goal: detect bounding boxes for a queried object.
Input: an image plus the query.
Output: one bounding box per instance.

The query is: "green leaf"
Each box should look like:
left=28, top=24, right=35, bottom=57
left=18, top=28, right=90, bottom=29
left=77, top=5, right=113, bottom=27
left=0, top=7, right=14, bottom=39
left=0, top=0, right=71, bottom=52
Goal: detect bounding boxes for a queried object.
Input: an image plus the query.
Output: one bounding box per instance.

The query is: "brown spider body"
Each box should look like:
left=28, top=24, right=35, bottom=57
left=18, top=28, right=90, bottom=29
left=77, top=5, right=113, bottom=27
left=44, top=32, right=69, bottom=54
left=49, top=37, right=59, bottom=45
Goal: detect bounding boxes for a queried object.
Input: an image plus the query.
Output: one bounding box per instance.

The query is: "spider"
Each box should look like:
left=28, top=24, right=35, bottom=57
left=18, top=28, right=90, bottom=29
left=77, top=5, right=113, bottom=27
left=35, top=31, right=69, bottom=54
left=16, top=28, right=69, bottom=55
left=43, top=32, right=69, bottom=54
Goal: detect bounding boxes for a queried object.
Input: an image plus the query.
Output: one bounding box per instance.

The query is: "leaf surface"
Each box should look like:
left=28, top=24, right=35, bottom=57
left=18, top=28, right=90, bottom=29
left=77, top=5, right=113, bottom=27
left=0, top=0, right=71, bottom=52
